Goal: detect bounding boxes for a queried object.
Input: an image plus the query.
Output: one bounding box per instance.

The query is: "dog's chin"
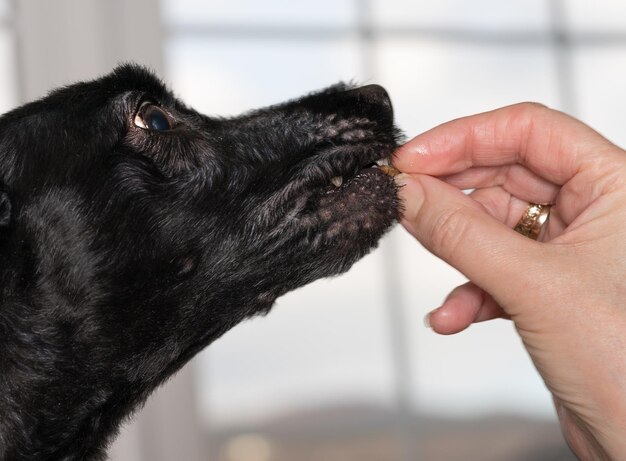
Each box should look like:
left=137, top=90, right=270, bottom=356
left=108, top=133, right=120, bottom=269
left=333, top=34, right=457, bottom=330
left=303, top=132, right=402, bottom=249
left=287, top=156, right=401, bottom=279
left=315, top=167, right=400, bottom=242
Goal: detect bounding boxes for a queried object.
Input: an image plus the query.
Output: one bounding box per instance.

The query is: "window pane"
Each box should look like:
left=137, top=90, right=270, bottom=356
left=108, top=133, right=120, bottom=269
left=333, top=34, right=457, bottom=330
left=0, top=0, right=9, bottom=20
left=573, top=45, right=626, bottom=147
left=198, top=248, right=397, bottom=425
left=165, top=37, right=363, bottom=116
left=565, top=0, right=626, bottom=33
left=374, top=39, right=561, bottom=136
left=0, top=28, right=16, bottom=115
left=370, top=0, right=549, bottom=32
left=161, top=0, right=358, bottom=28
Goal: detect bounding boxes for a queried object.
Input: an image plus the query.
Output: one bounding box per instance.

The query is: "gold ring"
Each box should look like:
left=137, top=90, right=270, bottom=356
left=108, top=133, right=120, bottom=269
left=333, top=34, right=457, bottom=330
left=514, top=203, right=551, bottom=240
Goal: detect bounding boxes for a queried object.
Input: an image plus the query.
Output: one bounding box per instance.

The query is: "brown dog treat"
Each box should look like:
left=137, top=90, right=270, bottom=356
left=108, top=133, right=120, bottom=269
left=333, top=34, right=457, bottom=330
left=379, top=165, right=400, bottom=177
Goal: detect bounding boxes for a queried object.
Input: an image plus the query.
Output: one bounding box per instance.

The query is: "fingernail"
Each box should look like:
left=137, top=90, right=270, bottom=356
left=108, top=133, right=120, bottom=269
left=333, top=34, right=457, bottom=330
left=394, top=173, right=424, bottom=221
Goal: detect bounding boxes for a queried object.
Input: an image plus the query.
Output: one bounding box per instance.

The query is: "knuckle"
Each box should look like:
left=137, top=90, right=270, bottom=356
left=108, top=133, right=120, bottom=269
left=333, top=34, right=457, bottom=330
left=509, top=101, right=550, bottom=125
left=507, top=102, right=553, bottom=163
left=515, top=101, right=549, bottom=113
left=428, top=207, right=471, bottom=262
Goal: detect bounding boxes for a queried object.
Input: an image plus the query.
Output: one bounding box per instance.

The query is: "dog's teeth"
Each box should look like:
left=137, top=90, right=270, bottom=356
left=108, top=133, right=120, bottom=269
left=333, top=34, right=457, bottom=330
left=330, top=176, right=343, bottom=187
left=374, top=157, right=400, bottom=176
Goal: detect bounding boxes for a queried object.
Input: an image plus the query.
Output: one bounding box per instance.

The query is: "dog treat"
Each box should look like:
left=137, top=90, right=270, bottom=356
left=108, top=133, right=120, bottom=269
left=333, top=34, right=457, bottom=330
left=379, top=164, right=400, bottom=177
left=374, top=157, right=400, bottom=177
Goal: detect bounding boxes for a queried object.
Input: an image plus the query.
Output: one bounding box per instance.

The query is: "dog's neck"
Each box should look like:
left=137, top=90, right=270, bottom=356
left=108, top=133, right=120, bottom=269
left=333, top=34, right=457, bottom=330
left=0, top=187, right=239, bottom=461
left=0, top=258, right=230, bottom=461
left=0, top=301, right=140, bottom=461
left=0, top=244, right=200, bottom=461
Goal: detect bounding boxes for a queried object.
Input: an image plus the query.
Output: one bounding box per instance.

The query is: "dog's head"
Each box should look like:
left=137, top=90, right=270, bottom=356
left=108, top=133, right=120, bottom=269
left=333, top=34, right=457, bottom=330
left=0, top=65, right=400, bottom=456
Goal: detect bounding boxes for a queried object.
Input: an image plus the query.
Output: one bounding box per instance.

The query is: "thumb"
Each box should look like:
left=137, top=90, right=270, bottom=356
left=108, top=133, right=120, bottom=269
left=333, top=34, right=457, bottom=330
left=396, top=173, right=551, bottom=309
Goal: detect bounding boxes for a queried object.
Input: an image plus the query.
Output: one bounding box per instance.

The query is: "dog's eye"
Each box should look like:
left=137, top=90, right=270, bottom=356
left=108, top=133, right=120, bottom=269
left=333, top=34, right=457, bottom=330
left=134, top=103, right=173, bottom=131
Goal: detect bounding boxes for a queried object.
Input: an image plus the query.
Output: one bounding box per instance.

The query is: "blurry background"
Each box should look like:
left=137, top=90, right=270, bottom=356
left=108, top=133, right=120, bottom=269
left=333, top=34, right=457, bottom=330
left=2, top=1, right=626, bottom=460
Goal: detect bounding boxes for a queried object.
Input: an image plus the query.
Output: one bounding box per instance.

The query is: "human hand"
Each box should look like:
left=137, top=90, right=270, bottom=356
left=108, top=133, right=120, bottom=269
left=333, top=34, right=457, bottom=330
left=394, top=103, right=626, bottom=460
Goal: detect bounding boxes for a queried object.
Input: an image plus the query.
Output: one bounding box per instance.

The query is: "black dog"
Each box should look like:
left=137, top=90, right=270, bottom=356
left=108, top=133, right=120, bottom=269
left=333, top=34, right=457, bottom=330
left=0, top=65, right=400, bottom=460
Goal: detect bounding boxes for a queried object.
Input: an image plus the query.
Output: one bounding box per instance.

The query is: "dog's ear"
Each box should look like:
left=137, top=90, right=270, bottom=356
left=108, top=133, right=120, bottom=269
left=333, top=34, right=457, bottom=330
left=0, top=189, right=11, bottom=228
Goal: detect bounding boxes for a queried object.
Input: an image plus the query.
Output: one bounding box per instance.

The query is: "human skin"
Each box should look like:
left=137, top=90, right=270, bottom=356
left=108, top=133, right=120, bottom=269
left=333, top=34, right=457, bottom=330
left=393, top=102, right=626, bottom=460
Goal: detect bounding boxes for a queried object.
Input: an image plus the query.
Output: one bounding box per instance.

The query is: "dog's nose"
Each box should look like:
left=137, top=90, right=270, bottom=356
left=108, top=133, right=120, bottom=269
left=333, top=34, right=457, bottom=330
left=354, top=84, right=392, bottom=111
left=347, top=84, right=393, bottom=127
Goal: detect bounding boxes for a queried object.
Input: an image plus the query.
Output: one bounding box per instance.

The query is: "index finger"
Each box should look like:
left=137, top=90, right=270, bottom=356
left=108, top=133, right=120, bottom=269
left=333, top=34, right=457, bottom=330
left=393, top=102, right=614, bottom=185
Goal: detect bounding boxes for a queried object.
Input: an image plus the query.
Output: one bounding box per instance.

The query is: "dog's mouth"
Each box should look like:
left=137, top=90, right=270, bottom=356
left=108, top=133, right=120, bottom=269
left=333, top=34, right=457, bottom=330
left=316, top=151, right=399, bottom=206
left=328, top=156, right=400, bottom=188
left=294, top=135, right=402, bottom=251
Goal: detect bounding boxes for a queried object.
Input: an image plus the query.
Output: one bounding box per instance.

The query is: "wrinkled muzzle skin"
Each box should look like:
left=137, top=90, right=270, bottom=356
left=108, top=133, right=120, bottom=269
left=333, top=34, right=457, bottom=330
left=0, top=65, right=401, bottom=460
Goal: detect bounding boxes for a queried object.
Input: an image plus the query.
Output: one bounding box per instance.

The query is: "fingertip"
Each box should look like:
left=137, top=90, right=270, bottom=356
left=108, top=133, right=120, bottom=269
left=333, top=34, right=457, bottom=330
left=428, top=283, right=483, bottom=335
left=428, top=305, right=472, bottom=335
left=394, top=121, right=472, bottom=176
left=393, top=138, right=431, bottom=172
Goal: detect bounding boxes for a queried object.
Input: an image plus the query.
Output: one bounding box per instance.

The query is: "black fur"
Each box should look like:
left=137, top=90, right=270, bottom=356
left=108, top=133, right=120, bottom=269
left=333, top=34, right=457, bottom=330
left=0, top=65, right=401, bottom=460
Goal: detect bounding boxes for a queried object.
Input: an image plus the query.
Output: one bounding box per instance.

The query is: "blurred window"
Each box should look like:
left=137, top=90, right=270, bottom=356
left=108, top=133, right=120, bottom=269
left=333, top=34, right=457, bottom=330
left=162, top=0, right=358, bottom=28
left=0, top=0, right=16, bottom=115
left=567, top=0, right=626, bottom=32
left=371, top=0, right=549, bottom=31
